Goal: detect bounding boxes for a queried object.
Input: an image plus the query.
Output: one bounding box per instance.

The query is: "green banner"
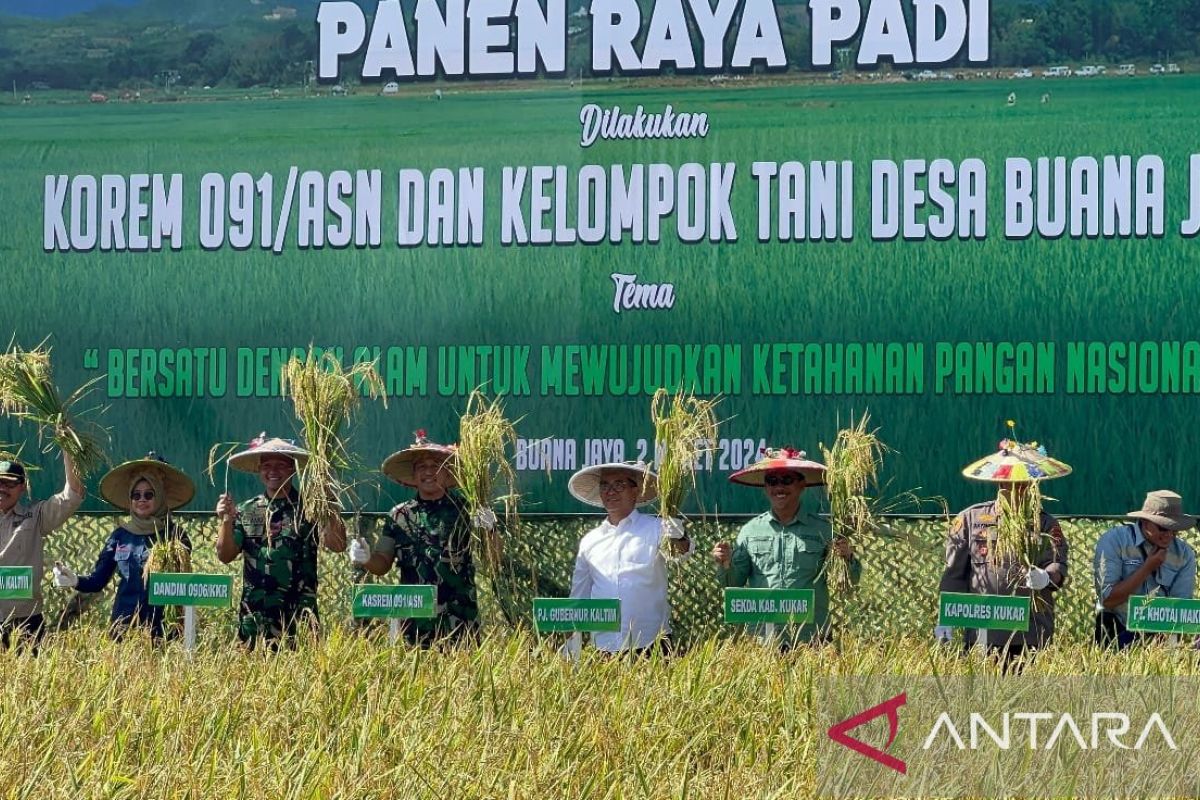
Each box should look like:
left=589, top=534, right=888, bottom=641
left=146, top=572, right=233, bottom=607
left=1126, top=595, right=1200, bottom=635
left=351, top=584, right=437, bottom=619
left=938, top=591, right=1031, bottom=632
left=532, top=598, right=621, bottom=633
left=723, top=588, right=816, bottom=625
left=0, top=567, right=34, bottom=601
left=4, top=2, right=1200, bottom=515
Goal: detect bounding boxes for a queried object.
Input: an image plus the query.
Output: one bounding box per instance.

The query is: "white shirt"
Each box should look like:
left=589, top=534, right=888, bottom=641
left=570, top=509, right=672, bottom=652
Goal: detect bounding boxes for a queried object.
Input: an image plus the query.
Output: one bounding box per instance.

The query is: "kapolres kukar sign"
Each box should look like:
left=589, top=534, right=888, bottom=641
left=6, top=0, right=1200, bottom=513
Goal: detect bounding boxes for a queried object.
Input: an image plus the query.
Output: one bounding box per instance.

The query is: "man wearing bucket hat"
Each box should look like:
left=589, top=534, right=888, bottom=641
left=214, top=434, right=347, bottom=646
left=567, top=460, right=692, bottom=655
left=1093, top=490, right=1197, bottom=649
left=936, top=435, right=1070, bottom=658
left=51, top=453, right=193, bottom=640
left=713, top=447, right=859, bottom=646
left=0, top=452, right=84, bottom=648
left=350, top=431, right=480, bottom=646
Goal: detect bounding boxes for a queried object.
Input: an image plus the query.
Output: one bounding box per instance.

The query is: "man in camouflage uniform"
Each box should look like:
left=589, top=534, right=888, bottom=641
left=350, top=432, right=478, bottom=646
left=215, top=436, right=346, bottom=647
left=938, top=435, right=1072, bottom=659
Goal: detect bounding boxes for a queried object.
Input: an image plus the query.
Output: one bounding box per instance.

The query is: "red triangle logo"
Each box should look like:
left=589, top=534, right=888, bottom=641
left=827, top=692, right=907, bottom=774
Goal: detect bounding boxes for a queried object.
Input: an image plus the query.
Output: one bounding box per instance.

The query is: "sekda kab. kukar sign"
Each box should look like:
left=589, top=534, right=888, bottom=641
left=8, top=0, right=1200, bottom=515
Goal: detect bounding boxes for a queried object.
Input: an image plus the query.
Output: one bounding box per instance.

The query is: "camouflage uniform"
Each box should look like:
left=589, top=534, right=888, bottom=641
left=373, top=493, right=478, bottom=646
left=233, top=489, right=319, bottom=645
left=940, top=500, right=1068, bottom=652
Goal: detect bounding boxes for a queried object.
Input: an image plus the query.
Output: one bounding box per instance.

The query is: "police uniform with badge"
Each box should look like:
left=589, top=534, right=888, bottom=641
left=938, top=435, right=1071, bottom=656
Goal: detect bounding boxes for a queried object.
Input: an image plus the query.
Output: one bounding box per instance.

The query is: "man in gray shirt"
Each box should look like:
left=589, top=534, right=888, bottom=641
left=0, top=453, right=84, bottom=647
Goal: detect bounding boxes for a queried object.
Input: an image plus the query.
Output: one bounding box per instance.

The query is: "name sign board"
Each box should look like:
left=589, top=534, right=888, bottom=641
left=533, top=598, right=620, bottom=633
left=351, top=585, right=437, bottom=619
left=938, top=592, right=1031, bottom=632
left=1126, top=595, right=1200, bottom=635
left=723, top=588, right=816, bottom=625
left=147, top=573, right=234, bottom=607
left=0, top=567, right=34, bottom=600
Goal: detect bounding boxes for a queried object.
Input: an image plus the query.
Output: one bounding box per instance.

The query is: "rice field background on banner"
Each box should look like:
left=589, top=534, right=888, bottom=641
left=40, top=513, right=1132, bottom=645
left=3, top=75, right=1200, bottom=514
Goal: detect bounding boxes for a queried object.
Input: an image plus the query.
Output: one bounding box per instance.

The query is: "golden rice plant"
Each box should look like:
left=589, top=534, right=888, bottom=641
left=451, top=391, right=521, bottom=569
left=992, top=481, right=1053, bottom=590
left=649, top=388, right=720, bottom=521
left=143, top=534, right=192, bottom=577
left=280, top=348, right=386, bottom=528
left=451, top=391, right=538, bottom=629
left=0, top=342, right=108, bottom=477
left=820, top=412, right=886, bottom=594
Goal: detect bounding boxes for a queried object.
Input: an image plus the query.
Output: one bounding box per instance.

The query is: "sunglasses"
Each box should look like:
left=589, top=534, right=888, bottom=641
left=763, top=474, right=801, bottom=487
left=130, top=490, right=156, bottom=501
left=598, top=480, right=636, bottom=493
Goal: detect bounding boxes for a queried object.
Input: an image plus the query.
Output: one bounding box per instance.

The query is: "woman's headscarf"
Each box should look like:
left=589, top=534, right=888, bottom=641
left=123, top=469, right=170, bottom=535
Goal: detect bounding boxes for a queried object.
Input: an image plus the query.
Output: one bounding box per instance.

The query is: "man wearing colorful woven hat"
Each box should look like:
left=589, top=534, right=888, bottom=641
left=1093, top=490, right=1197, bottom=649
left=567, top=461, right=691, bottom=656
left=0, top=452, right=84, bottom=648
left=214, top=434, right=347, bottom=647
left=937, top=432, right=1071, bottom=659
left=52, top=453, right=193, bottom=640
left=350, top=431, right=479, bottom=646
left=714, top=446, right=858, bottom=646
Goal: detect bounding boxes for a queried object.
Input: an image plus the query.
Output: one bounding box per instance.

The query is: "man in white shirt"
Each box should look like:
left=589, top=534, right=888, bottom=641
left=568, top=461, right=691, bottom=655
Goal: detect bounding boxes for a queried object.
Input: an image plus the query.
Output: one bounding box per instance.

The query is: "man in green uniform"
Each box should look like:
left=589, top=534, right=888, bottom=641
left=712, top=447, right=858, bottom=646
left=215, top=435, right=347, bottom=647
left=937, top=435, right=1071, bottom=661
left=350, top=431, right=478, bottom=646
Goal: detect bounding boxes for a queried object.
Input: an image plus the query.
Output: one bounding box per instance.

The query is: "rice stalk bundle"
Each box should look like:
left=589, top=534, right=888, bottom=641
left=143, top=535, right=192, bottom=577
left=820, top=412, right=886, bottom=595
left=992, top=480, right=1049, bottom=569
left=0, top=343, right=108, bottom=477
left=649, top=388, right=720, bottom=521
left=452, top=391, right=521, bottom=575
left=280, top=348, right=386, bottom=527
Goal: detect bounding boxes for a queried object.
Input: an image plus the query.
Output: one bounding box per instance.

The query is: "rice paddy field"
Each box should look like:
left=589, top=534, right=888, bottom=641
left=2, top=76, right=1199, bottom=514
left=0, top=513, right=1193, bottom=798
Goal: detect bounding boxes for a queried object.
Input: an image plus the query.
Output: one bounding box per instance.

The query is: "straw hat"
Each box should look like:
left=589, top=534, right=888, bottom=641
left=729, top=447, right=827, bottom=487
left=568, top=461, right=658, bottom=508
left=99, top=452, right=195, bottom=511
left=1127, top=490, right=1196, bottom=531
left=227, top=433, right=310, bottom=474
left=961, top=438, right=1071, bottom=483
left=381, top=430, right=458, bottom=487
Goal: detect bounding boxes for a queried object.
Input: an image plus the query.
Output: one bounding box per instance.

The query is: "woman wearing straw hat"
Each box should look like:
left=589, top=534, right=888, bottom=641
left=214, top=434, right=347, bottom=647
left=51, top=453, right=193, bottom=640
left=714, top=447, right=858, bottom=647
left=566, top=460, right=691, bottom=656
left=350, top=431, right=479, bottom=646
left=1093, top=490, right=1197, bottom=649
left=937, top=434, right=1071, bottom=660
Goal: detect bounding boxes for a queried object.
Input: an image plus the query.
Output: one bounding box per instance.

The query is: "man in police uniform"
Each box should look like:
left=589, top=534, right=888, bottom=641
left=0, top=453, right=84, bottom=647
left=713, top=447, right=858, bottom=647
left=1093, top=490, right=1197, bottom=648
left=937, top=436, right=1071, bottom=659
left=215, top=435, right=346, bottom=647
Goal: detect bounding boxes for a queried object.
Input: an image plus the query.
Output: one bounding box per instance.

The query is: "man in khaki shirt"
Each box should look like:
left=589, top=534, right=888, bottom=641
left=0, top=453, right=84, bottom=647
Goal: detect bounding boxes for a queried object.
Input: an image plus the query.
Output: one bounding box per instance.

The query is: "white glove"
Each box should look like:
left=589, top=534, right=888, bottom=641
left=348, top=537, right=371, bottom=566
left=52, top=561, right=78, bottom=589
left=1025, top=566, right=1051, bottom=591
left=934, top=625, right=953, bottom=643
left=472, top=507, right=497, bottom=531
left=661, top=517, right=686, bottom=540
